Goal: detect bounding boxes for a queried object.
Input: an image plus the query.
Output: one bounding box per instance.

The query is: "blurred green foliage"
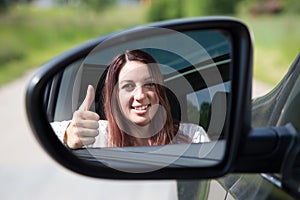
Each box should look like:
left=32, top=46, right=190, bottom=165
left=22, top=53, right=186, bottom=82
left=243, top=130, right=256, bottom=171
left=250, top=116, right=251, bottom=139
left=146, top=0, right=184, bottom=21
left=147, top=0, right=300, bottom=86
left=187, top=101, right=210, bottom=131
left=199, top=102, right=210, bottom=131
left=0, top=0, right=117, bottom=13
left=0, top=1, right=300, bottom=87
left=80, top=0, right=117, bottom=11
left=202, top=0, right=242, bottom=15
left=284, top=0, right=300, bottom=13
left=0, top=4, right=146, bottom=85
left=146, top=0, right=300, bottom=21
left=146, top=0, right=242, bottom=21
left=241, top=14, right=300, bottom=85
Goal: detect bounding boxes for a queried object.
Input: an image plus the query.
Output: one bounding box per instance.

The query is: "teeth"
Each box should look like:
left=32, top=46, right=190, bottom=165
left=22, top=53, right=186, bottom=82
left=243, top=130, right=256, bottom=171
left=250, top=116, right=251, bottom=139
left=134, top=105, right=149, bottom=110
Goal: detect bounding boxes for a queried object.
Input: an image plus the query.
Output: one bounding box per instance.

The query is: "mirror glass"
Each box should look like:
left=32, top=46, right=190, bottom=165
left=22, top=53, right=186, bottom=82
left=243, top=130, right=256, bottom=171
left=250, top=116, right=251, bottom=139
left=46, top=27, right=232, bottom=172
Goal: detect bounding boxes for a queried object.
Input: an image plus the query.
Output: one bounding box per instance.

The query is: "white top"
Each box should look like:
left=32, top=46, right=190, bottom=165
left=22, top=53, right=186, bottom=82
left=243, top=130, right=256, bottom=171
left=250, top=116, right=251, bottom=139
left=51, top=120, right=209, bottom=147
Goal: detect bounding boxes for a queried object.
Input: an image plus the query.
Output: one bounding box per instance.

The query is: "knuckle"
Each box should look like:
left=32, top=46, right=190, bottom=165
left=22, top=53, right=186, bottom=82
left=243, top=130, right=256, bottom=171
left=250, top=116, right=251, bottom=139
left=72, top=137, right=83, bottom=147
left=70, top=122, right=80, bottom=131
left=73, top=110, right=81, bottom=117
left=67, top=136, right=82, bottom=149
left=73, top=110, right=85, bottom=120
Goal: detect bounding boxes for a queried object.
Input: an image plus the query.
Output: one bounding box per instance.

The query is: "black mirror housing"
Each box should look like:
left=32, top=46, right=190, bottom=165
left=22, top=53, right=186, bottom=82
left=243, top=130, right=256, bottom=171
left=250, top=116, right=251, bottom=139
left=26, top=17, right=253, bottom=179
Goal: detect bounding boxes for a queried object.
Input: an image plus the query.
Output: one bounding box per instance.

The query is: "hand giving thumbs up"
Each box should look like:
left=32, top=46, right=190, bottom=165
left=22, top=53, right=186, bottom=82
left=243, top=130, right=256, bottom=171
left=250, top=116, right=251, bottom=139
left=65, top=85, right=100, bottom=149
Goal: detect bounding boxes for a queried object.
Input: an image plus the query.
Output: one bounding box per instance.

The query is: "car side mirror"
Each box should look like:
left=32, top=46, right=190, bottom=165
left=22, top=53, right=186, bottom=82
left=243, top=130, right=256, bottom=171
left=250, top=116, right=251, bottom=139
left=26, top=17, right=253, bottom=179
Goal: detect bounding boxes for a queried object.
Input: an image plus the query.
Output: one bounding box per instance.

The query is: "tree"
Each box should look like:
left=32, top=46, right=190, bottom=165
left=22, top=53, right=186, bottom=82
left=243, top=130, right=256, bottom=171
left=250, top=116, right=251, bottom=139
left=0, top=0, right=13, bottom=13
left=147, top=0, right=242, bottom=22
left=284, top=0, right=300, bottom=13
left=0, top=0, right=35, bottom=13
left=199, top=102, right=210, bottom=131
left=146, top=0, right=183, bottom=22
left=187, top=100, right=200, bottom=125
left=202, top=0, right=242, bottom=15
left=82, top=0, right=116, bottom=11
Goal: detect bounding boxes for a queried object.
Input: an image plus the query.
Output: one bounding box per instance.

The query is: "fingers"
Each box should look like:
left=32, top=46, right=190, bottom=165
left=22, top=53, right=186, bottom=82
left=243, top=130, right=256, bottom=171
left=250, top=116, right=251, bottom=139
left=66, top=134, right=97, bottom=149
left=72, top=119, right=99, bottom=129
left=67, top=110, right=100, bottom=149
left=73, top=110, right=100, bottom=121
left=66, top=120, right=99, bottom=149
left=66, top=85, right=100, bottom=149
left=79, top=85, right=95, bottom=111
left=69, top=122, right=99, bottom=138
left=78, top=137, right=96, bottom=147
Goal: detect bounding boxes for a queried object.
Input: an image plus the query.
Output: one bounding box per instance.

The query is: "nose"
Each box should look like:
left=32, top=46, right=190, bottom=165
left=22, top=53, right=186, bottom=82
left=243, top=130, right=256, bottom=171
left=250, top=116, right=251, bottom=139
left=133, top=86, right=146, bottom=100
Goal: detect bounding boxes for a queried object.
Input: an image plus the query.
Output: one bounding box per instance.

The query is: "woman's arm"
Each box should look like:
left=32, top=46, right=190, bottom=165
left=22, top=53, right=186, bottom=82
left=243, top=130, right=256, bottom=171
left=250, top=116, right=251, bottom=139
left=51, top=85, right=100, bottom=149
left=50, top=120, right=71, bottom=144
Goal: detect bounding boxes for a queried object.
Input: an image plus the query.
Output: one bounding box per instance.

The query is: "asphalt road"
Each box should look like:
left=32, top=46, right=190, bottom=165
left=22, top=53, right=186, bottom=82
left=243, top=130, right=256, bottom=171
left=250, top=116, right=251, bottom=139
left=0, top=70, right=271, bottom=200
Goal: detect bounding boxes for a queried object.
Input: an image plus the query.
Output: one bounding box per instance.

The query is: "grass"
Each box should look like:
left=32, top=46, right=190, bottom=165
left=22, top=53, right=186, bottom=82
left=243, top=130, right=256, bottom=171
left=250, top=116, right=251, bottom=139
left=0, top=4, right=147, bottom=86
left=240, top=14, right=300, bottom=86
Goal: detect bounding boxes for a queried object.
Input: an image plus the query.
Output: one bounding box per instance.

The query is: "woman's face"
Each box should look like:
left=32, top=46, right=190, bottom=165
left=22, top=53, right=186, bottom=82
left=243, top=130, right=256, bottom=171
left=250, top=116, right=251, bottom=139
left=117, top=61, right=160, bottom=127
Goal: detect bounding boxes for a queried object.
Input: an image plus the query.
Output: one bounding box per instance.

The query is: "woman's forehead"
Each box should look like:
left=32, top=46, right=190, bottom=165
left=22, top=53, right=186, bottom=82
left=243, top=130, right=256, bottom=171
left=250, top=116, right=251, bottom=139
left=119, top=61, right=151, bottom=80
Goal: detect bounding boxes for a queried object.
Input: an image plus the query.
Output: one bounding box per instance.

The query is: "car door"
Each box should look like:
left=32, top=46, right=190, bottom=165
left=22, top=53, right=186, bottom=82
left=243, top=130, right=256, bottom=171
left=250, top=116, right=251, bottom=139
left=205, top=54, right=300, bottom=200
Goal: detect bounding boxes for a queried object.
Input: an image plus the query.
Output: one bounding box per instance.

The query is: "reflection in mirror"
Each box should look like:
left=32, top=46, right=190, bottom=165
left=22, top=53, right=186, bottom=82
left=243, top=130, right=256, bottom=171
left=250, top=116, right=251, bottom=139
left=46, top=28, right=231, bottom=171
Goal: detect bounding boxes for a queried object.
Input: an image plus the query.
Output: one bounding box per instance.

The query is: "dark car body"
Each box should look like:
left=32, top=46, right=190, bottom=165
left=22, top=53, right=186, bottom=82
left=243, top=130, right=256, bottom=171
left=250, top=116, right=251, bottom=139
left=201, top=54, right=300, bottom=200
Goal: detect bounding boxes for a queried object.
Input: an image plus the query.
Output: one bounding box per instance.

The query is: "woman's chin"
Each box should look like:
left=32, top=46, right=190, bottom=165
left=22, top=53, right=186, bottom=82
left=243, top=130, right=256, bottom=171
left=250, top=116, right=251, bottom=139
left=132, top=118, right=151, bottom=127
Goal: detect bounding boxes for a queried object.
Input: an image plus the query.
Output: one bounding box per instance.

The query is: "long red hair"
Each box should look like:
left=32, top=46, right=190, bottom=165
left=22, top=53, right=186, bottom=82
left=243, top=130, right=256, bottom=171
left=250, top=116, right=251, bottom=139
left=103, top=50, right=178, bottom=147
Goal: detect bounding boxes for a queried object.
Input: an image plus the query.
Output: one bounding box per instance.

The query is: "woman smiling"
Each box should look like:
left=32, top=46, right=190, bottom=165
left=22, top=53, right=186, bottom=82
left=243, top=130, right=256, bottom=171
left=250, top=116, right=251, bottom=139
left=51, top=50, right=209, bottom=148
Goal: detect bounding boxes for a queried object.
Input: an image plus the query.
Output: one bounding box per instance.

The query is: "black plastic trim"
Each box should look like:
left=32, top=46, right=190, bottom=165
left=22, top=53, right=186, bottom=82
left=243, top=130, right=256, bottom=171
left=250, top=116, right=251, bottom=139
left=235, top=124, right=297, bottom=173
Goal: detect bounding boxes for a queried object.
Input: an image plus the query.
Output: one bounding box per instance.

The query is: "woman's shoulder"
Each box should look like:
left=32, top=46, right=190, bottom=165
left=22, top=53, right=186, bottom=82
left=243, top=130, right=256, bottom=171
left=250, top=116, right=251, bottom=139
left=98, top=120, right=108, bottom=134
left=179, top=122, right=205, bottom=134
left=179, top=123, right=210, bottom=143
left=98, top=119, right=108, bottom=125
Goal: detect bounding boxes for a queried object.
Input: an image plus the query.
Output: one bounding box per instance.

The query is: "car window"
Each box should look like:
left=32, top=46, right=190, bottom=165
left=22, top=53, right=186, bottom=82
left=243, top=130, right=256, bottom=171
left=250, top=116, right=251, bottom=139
left=50, top=29, right=231, bottom=130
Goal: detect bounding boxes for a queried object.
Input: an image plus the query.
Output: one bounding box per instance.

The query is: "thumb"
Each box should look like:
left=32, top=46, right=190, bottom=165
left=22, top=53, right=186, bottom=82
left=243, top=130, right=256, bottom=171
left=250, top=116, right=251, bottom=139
left=79, top=85, right=95, bottom=111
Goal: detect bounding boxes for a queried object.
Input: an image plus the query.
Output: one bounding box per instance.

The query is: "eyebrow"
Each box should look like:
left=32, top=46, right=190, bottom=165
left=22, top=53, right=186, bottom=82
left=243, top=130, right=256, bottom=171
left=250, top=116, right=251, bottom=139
left=119, top=80, right=133, bottom=86
left=119, top=77, right=154, bottom=84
